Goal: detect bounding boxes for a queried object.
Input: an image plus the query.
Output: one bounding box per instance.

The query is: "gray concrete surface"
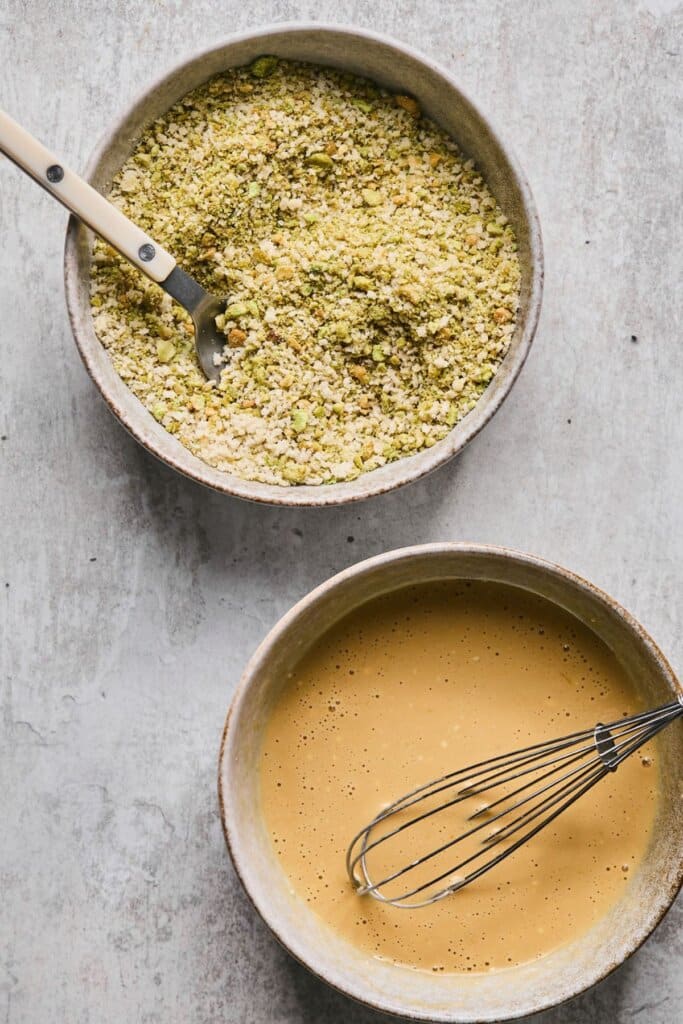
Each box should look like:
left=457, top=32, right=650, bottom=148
left=1, top=1, right=681, bottom=1021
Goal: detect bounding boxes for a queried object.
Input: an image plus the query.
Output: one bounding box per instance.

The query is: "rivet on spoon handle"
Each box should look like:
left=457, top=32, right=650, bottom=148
left=0, top=107, right=227, bottom=382
left=0, top=108, right=176, bottom=282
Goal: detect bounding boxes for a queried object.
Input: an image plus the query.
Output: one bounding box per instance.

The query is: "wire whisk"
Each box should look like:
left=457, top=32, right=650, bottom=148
left=347, top=698, right=682, bottom=908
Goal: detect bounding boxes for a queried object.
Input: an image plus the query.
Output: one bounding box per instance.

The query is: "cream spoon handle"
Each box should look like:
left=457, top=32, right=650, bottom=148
left=0, top=107, right=175, bottom=283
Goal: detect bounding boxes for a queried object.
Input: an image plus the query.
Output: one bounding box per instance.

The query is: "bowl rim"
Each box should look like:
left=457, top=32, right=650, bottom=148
left=218, top=541, right=683, bottom=1022
left=63, top=21, right=544, bottom=507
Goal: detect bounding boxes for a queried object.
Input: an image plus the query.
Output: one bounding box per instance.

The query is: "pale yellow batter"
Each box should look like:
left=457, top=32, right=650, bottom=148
left=260, top=581, right=659, bottom=974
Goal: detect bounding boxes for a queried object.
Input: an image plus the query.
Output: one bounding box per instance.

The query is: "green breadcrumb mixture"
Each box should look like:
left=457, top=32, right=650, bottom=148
left=90, top=58, right=520, bottom=486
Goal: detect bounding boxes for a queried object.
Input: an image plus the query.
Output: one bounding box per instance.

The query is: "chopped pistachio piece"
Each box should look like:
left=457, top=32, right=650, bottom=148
left=291, top=409, right=308, bottom=432
left=225, top=302, right=248, bottom=318
left=353, top=275, right=372, bottom=291
left=250, top=55, right=278, bottom=79
left=306, top=152, right=334, bottom=170
left=362, top=188, right=382, bottom=207
left=156, top=338, right=176, bottom=363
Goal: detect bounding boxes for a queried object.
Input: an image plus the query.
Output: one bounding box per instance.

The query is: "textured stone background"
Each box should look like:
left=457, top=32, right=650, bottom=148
left=1, top=1, right=681, bottom=1022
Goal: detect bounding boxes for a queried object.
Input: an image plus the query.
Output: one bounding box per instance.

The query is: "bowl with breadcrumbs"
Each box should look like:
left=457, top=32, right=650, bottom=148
left=64, top=23, right=543, bottom=505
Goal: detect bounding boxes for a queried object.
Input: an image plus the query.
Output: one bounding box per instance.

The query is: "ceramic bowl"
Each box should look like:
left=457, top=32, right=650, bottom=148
left=64, top=23, right=543, bottom=506
left=218, top=543, right=682, bottom=1022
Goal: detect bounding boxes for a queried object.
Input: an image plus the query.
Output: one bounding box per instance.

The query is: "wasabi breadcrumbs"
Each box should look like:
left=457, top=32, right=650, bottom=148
left=90, top=58, right=520, bottom=486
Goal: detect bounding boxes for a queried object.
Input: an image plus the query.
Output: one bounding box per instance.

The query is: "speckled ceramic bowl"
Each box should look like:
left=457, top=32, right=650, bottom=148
left=219, top=543, right=682, bottom=1022
left=64, top=23, right=543, bottom=506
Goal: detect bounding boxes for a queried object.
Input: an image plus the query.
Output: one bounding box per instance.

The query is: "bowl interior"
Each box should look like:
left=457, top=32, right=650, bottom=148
left=219, top=546, right=682, bottom=1022
left=65, top=25, right=542, bottom=506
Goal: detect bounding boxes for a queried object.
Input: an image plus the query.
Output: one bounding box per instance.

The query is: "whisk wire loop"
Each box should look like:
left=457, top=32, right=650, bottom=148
left=347, top=699, right=682, bottom=908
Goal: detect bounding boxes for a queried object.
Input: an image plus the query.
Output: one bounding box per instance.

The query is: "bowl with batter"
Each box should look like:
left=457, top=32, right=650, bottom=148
left=218, top=544, right=683, bottom=1021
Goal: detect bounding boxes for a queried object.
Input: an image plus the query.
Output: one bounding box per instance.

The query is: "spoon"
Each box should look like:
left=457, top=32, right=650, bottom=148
left=0, top=108, right=226, bottom=382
